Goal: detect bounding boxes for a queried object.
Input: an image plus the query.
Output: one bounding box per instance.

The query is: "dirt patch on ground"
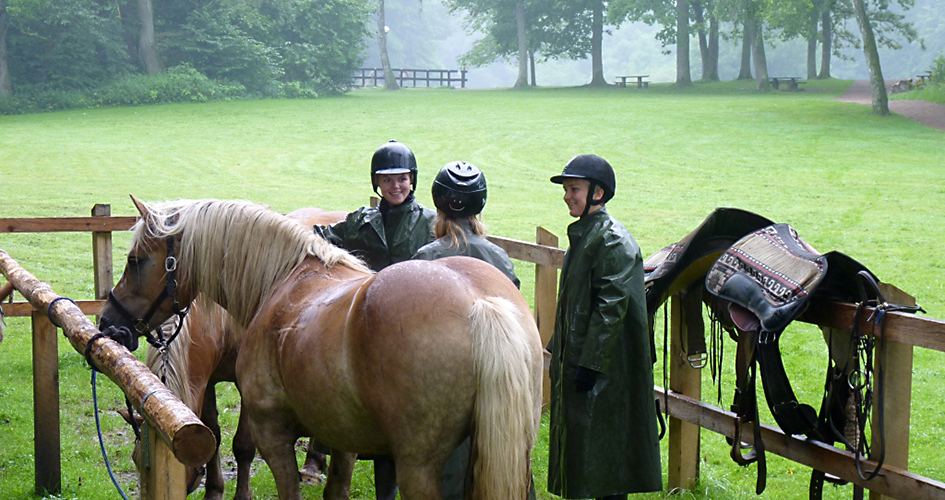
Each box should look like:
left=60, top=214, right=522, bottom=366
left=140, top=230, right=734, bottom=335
left=836, top=80, right=945, bottom=132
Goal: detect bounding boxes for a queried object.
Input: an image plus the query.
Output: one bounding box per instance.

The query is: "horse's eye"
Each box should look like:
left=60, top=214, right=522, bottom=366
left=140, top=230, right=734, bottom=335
left=128, top=255, right=144, bottom=268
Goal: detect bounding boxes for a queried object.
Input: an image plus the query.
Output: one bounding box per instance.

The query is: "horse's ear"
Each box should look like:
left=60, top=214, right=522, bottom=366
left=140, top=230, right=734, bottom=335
left=130, top=195, right=151, bottom=219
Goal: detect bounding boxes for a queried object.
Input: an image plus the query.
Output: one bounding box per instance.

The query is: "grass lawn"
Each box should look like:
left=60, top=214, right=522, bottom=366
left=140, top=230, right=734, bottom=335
left=0, top=79, right=943, bottom=500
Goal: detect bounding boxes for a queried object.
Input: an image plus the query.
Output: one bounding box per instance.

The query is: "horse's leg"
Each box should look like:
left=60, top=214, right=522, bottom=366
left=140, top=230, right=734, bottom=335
left=300, top=439, right=328, bottom=484
left=252, top=428, right=302, bottom=500
left=394, top=462, right=442, bottom=500
left=374, top=457, right=398, bottom=500
left=323, top=449, right=356, bottom=500
left=233, top=407, right=257, bottom=500
left=201, top=384, right=226, bottom=500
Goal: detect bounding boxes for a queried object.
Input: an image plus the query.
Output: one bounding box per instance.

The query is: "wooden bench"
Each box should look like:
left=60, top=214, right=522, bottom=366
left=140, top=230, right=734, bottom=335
left=769, top=76, right=806, bottom=91
left=616, top=75, right=650, bottom=89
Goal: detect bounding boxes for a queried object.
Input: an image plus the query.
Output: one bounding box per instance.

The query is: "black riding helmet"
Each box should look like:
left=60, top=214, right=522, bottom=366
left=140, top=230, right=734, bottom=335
left=550, top=154, right=616, bottom=215
left=432, top=161, right=487, bottom=218
left=371, top=140, right=418, bottom=193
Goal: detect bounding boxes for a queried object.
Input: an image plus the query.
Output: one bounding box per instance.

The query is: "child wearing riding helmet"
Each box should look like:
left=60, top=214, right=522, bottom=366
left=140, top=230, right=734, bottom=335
left=413, top=161, right=519, bottom=288
left=547, top=154, right=662, bottom=500
left=315, top=140, right=436, bottom=272
left=313, top=139, right=435, bottom=500
left=413, top=161, right=534, bottom=500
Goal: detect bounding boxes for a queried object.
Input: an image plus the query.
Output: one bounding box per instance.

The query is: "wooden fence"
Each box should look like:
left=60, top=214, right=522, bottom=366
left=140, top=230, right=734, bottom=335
left=352, top=67, right=468, bottom=88
left=2, top=204, right=945, bottom=500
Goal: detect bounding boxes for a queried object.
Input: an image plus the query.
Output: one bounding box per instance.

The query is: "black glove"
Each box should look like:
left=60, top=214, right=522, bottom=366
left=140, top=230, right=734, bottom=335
left=103, top=325, right=138, bottom=352
left=573, top=366, right=598, bottom=392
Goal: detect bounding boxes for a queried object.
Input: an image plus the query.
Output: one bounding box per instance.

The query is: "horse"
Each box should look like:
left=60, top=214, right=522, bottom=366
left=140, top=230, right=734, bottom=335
left=100, top=197, right=543, bottom=500
left=122, top=208, right=346, bottom=500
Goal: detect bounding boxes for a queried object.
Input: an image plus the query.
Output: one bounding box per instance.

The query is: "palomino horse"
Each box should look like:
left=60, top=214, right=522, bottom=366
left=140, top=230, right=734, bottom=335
left=129, top=208, right=346, bottom=500
left=100, top=198, right=542, bottom=500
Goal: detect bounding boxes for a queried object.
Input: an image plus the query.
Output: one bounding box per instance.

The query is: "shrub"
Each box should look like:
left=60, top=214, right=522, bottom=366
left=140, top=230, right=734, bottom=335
left=929, top=53, right=945, bottom=85
left=95, top=65, right=247, bottom=106
left=0, top=66, right=248, bottom=115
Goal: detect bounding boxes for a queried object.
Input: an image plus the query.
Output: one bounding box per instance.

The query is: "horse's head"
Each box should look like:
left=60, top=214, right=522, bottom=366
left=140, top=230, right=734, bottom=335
left=98, top=196, right=196, bottom=350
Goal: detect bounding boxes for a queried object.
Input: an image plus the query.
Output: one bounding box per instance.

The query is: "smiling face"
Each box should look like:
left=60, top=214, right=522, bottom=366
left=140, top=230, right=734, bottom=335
left=562, top=178, right=603, bottom=218
left=375, top=172, right=413, bottom=206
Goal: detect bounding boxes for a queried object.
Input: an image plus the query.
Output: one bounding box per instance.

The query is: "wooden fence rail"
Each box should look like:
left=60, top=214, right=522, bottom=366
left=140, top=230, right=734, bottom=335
left=352, top=67, right=468, bottom=88
left=2, top=204, right=944, bottom=500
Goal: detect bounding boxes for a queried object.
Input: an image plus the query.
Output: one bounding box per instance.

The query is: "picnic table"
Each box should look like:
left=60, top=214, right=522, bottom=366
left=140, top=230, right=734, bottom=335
left=615, top=75, right=650, bottom=89
left=768, top=76, right=806, bottom=91
left=916, top=72, right=933, bottom=84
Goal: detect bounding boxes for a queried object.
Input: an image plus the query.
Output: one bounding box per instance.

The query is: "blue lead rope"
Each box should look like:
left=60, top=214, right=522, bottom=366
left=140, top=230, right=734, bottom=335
left=91, top=370, right=132, bottom=500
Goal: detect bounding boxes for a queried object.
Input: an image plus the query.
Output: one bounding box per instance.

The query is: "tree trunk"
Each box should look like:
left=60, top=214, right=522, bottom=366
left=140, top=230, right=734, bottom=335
left=137, top=0, right=162, bottom=75
left=377, top=0, right=398, bottom=90
left=0, top=2, right=11, bottom=97
left=807, top=12, right=818, bottom=80
left=852, top=0, right=888, bottom=115
left=589, top=1, right=606, bottom=86
left=529, top=49, right=537, bottom=86
left=513, top=2, right=528, bottom=89
left=737, top=22, right=754, bottom=80
left=675, top=0, right=691, bottom=86
left=752, top=21, right=770, bottom=91
left=707, top=15, right=719, bottom=80
left=818, top=9, right=832, bottom=79
left=693, top=1, right=709, bottom=81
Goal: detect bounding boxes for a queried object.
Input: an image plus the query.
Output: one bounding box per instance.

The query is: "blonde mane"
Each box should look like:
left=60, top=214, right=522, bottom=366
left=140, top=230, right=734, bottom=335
left=145, top=316, right=195, bottom=409
left=132, top=199, right=371, bottom=327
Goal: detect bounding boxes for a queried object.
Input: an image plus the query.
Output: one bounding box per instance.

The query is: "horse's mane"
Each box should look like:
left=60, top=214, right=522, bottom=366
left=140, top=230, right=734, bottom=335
left=132, top=199, right=371, bottom=327
left=145, top=316, right=194, bottom=409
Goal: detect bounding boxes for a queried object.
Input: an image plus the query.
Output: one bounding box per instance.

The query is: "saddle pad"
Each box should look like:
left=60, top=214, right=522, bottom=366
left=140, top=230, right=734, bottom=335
left=645, top=207, right=774, bottom=314
left=705, top=224, right=827, bottom=335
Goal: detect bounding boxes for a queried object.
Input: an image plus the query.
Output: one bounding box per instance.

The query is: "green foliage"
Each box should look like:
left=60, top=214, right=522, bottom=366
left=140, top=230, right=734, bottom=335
left=95, top=65, right=247, bottom=106
left=930, top=51, right=945, bottom=83
left=5, top=0, right=134, bottom=90
left=0, top=66, right=247, bottom=114
left=3, top=0, right=368, bottom=101
left=160, top=9, right=285, bottom=94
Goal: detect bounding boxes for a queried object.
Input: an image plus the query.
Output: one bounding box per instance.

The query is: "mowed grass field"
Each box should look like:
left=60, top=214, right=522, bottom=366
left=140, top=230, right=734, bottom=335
left=1, top=80, right=943, bottom=500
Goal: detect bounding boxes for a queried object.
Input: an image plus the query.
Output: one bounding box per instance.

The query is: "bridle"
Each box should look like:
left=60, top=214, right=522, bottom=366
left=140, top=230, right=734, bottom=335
left=106, top=235, right=190, bottom=350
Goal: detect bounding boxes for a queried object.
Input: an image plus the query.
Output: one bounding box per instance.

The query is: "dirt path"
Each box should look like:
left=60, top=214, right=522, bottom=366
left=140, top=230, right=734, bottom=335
left=835, top=80, right=945, bottom=132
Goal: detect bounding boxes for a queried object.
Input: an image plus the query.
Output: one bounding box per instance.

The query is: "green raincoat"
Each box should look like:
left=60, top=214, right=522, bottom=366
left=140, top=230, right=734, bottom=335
left=315, top=194, right=435, bottom=271
left=548, top=208, right=662, bottom=499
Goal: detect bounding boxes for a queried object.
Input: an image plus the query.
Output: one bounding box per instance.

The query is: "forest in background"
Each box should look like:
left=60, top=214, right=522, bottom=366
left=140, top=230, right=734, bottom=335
left=365, top=0, right=943, bottom=88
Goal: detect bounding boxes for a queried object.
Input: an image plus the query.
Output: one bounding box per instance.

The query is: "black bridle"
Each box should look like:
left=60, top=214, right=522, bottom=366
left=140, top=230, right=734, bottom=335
left=106, top=236, right=189, bottom=351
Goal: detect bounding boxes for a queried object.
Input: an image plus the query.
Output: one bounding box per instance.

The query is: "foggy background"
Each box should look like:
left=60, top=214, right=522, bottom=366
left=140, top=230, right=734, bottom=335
left=361, top=0, right=944, bottom=88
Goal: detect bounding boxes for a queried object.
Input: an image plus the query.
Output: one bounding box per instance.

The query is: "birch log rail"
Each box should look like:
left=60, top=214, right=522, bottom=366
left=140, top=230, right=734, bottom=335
left=0, top=248, right=216, bottom=468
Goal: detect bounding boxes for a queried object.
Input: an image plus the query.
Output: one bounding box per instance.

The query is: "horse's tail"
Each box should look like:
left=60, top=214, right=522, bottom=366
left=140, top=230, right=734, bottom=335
left=469, top=296, right=539, bottom=500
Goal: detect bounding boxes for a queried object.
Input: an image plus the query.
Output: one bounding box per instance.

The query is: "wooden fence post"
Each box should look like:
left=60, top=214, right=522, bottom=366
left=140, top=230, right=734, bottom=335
left=32, top=310, right=61, bottom=495
left=144, top=425, right=188, bottom=500
left=870, top=285, right=915, bottom=500
left=91, top=204, right=113, bottom=303
left=535, top=226, right=558, bottom=408
left=667, top=290, right=702, bottom=492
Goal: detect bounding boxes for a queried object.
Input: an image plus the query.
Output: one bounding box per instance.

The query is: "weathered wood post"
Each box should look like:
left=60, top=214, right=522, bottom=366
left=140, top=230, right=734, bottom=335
left=91, top=204, right=114, bottom=303
left=667, top=288, right=702, bottom=492
left=870, top=284, right=915, bottom=500
left=32, top=309, right=61, bottom=495
left=145, top=423, right=189, bottom=500
left=535, top=226, right=559, bottom=407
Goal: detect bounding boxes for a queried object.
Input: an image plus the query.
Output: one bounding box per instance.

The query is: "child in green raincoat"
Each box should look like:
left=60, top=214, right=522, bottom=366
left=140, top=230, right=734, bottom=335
left=547, top=154, right=662, bottom=500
